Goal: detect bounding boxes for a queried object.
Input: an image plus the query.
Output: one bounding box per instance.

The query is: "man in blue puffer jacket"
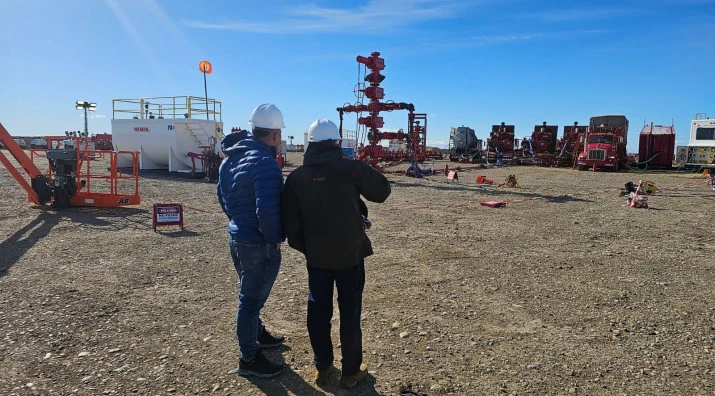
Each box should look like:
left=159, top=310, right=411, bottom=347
left=217, top=104, right=285, bottom=378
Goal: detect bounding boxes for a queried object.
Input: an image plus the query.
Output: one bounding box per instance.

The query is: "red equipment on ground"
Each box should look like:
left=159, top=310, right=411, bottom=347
left=638, top=122, right=675, bottom=169
left=0, top=122, right=140, bottom=208
left=91, top=133, right=113, bottom=151
left=337, top=51, right=433, bottom=169
left=530, top=122, right=559, bottom=166
left=487, top=122, right=516, bottom=164
left=556, top=122, right=585, bottom=167
left=476, top=175, right=493, bottom=184
left=187, top=145, right=221, bottom=183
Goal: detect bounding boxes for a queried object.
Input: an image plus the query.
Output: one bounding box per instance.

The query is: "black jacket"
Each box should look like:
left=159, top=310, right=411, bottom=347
left=282, top=141, right=391, bottom=270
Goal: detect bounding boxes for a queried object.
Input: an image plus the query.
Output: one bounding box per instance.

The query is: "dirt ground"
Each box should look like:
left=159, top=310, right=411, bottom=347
left=1, top=151, right=713, bottom=395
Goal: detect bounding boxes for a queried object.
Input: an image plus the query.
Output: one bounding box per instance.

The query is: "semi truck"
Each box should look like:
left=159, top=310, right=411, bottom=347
left=577, top=115, right=629, bottom=171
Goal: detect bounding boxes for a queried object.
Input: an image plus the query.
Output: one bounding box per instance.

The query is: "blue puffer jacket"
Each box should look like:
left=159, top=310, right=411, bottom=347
left=217, top=133, right=283, bottom=245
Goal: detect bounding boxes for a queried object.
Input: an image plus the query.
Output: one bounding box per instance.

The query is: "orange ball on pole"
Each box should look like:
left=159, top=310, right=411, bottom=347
left=199, top=60, right=212, bottom=74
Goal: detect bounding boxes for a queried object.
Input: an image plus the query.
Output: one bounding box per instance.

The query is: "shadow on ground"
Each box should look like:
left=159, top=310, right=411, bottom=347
left=245, top=345, right=382, bottom=395
left=0, top=207, right=149, bottom=278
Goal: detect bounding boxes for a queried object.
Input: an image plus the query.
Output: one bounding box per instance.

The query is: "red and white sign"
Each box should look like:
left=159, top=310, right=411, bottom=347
left=152, top=203, right=184, bottom=231
left=156, top=206, right=180, bottom=222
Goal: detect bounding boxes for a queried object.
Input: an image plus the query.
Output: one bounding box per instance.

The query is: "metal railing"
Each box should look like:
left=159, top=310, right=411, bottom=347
left=112, top=96, right=222, bottom=121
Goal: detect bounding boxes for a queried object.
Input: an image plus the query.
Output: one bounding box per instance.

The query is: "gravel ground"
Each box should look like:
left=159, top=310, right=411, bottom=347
left=1, top=151, right=713, bottom=395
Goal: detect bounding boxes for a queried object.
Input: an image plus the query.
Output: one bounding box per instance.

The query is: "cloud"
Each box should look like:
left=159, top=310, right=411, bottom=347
left=410, top=29, right=610, bottom=52
left=183, top=0, right=478, bottom=34
left=78, top=114, right=107, bottom=119
left=105, top=0, right=174, bottom=89
left=518, top=7, right=632, bottom=22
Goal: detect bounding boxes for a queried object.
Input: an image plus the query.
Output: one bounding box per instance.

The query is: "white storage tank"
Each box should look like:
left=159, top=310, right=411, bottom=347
left=111, top=96, right=224, bottom=172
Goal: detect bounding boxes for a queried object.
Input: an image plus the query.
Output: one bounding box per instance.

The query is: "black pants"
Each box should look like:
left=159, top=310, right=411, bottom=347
left=307, top=260, right=365, bottom=376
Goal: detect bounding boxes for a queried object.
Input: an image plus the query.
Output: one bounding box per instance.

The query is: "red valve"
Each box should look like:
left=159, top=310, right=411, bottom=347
left=356, top=53, right=385, bottom=70
left=364, top=87, right=385, bottom=100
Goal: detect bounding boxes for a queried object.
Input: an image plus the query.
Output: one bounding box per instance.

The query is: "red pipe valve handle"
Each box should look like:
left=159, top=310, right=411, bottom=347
left=356, top=52, right=385, bottom=70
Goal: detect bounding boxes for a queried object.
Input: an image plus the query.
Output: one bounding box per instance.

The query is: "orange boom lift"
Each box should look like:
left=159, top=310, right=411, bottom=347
left=0, top=122, right=140, bottom=208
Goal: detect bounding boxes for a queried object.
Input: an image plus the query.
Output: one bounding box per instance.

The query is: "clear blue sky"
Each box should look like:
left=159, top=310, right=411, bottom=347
left=1, top=0, right=713, bottom=151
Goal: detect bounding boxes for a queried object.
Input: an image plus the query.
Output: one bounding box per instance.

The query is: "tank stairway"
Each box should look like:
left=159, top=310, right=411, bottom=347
left=180, top=122, right=206, bottom=146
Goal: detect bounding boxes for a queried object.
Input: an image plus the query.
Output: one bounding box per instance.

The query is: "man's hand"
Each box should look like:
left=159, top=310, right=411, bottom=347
left=274, top=243, right=282, bottom=251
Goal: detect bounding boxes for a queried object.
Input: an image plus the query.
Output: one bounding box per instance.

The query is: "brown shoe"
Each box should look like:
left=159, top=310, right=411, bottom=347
left=339, top=363, right=368, bottom=388
left=315, top=365, right=335, bottom=386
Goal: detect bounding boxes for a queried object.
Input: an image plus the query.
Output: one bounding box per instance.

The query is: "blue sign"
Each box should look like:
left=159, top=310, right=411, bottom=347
left=342, top=147, right=355, bottom=159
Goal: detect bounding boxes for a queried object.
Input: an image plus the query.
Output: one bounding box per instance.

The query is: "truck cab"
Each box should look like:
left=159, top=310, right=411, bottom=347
left=577, top=115, right=628, bottom=171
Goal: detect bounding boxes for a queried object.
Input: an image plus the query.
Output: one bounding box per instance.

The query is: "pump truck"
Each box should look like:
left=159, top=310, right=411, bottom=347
left=0, top=122, right=140, bottom=208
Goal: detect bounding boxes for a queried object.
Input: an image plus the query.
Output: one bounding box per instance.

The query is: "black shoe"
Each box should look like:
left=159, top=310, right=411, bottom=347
left=238, top=351, right=283, bottom=378
left=258, top=326, right=285, bottom=348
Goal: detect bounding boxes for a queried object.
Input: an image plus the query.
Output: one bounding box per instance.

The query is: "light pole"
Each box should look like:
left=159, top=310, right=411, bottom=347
left=76, top=100, right=97, bottom=136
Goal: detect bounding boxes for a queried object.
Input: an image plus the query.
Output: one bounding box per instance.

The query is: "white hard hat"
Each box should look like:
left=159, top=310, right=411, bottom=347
left=249, top=103, right=285, bottom=129
left=308, top=119, right=341, bottom=142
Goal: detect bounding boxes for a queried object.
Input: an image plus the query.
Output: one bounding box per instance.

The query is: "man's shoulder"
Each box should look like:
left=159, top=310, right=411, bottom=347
left=287, top=165, right=307, bottom=180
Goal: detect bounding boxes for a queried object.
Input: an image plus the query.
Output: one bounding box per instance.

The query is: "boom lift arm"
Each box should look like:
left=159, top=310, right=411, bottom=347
left=0, top=123, right=52, bottom=205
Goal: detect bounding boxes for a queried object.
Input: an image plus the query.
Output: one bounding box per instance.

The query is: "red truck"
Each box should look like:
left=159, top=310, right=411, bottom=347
left=577, top=115, right=629, bottom=171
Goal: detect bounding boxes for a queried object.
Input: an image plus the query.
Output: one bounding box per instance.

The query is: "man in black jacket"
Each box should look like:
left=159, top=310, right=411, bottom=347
left=282, top=119, right=391, bottom=388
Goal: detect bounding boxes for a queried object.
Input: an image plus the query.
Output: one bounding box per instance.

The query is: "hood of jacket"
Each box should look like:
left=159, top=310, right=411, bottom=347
left=303, top=141, right=343, bottom=166
left=223, top=135, right=277, bottom=158
left=221, top=130, right=251, bottom=155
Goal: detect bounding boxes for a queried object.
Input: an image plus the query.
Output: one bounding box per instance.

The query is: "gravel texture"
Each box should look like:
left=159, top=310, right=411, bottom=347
left=1, top=151, right=713, bottom=395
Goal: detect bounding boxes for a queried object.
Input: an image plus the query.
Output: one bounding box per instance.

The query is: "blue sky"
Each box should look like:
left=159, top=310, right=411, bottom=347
left=1, top=0, right=713, bottom=151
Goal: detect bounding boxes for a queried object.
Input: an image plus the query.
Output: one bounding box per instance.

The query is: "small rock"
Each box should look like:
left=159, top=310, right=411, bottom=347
left=527, top=363, right=540, bottom=369
left=82, top=376, right=92, bottom=383
left=399, top=331, right=410, bottom=339
left=212, top=383, right=220, bottom=392
left=203, top=336, right=212, bottom=342
left=78, top=352, right=90, bottom=357
left=136, top=377, right=146, bottom=382
left=43, top=353, right=52, bottom=359
left=227, top=368, right=238, bottom=374
left=108, top=348, right=121, bottom=354
left=159, top=355, right=168, bottom=360
left=391, top=322, right=401, bottom=330
left=430, top=384, right=443, bottom=391
left=26, top=383, right=34, bottom=388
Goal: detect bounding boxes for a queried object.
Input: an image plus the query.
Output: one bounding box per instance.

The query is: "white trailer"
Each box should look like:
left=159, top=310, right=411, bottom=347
left=676, top=113, right=715, bottom=167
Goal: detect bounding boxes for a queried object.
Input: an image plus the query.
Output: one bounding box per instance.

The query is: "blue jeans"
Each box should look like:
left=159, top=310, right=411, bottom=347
left=307, top=260, right=365, bottom=376
left=229, top=236, right=281, bottom=362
